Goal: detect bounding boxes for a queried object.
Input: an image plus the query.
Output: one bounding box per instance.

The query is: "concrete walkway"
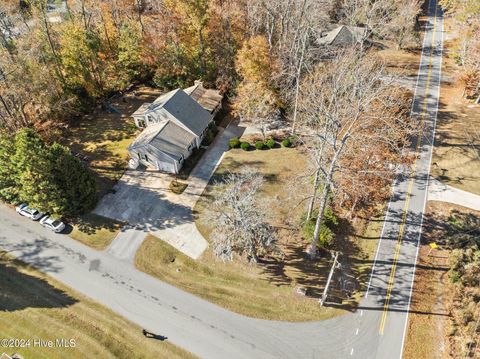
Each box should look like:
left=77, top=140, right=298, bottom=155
left=96, top=122, right=245, bottom=260
left=428, top=178, right=480, bottom=211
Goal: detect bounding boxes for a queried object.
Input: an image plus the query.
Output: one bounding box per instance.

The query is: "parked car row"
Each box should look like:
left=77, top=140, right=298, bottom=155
left=15, top=204, right=66, bottom=233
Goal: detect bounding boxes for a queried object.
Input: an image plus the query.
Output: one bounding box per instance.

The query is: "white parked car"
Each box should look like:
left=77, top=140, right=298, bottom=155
left=40, top=216, right=66, bottom=233
left=15, top=204, right=45, bottom=221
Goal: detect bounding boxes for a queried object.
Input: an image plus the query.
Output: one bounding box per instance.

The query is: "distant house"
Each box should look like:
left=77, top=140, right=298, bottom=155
left=317, top=25, right=367, bottom=47
left=128, top=83, right=223, bottom=173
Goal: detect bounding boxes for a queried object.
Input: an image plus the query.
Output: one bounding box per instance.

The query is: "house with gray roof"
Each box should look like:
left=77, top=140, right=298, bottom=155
left=317, top=25, right=366, bottom=47
left=128, top=85, right=222, bottom=173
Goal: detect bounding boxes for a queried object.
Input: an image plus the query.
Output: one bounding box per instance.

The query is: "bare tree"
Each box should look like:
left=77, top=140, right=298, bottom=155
left=209, top=169, right=279, bottom=263
left=339, top=0, right=421, bottom=50
left=299, top=51, right=413, bottom=258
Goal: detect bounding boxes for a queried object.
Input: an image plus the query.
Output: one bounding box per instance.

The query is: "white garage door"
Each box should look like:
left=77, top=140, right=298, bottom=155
left=156, top=160, right=176, bottom=173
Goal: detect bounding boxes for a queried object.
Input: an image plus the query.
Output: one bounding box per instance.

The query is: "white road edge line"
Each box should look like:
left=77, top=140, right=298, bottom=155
left=364, top=0, right=433, bottom=299
left=399, top=2, right=445, bottom=359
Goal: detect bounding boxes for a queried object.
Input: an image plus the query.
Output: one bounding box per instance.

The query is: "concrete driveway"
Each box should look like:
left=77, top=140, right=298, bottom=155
left=93, top=124, right=245, bottom=259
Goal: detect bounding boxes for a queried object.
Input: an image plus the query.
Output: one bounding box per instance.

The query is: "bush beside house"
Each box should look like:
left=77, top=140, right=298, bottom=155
left=229, top=136, right=296, bottom=152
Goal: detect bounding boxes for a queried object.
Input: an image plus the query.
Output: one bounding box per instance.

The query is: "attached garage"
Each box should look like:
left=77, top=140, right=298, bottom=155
left=128, top=121, right=195, bottom=174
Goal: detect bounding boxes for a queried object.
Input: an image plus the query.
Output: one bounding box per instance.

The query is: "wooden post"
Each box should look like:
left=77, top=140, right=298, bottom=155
left=319, top=251, right=340, bottom=306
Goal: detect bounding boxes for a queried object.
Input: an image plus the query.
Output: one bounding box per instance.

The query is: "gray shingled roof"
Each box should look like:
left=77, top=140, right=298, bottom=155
left=132, top=89, right=212, bottom=136
left=129, top=121, right=196, bottom=161
left=150, top=121, right=196, bottom=160
left=162, top=89, right=212, bottom=136
left=318, top=25, right=365, bottom=46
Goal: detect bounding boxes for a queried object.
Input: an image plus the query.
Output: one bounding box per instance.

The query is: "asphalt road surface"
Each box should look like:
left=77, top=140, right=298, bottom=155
left=0, top=0, right=444, bottom=358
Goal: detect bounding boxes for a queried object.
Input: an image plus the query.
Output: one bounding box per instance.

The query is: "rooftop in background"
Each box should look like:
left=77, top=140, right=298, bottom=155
left=317, top=25, right=366, bottom=46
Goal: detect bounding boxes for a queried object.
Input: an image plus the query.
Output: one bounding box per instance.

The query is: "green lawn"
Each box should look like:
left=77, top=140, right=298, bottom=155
left=69, top=213, right=123, bottom=250
left=62, top=88, right=162, bottom=197
left=0, top=252, right=196, bottom=359
left=135, top=147, right=383, bottom=321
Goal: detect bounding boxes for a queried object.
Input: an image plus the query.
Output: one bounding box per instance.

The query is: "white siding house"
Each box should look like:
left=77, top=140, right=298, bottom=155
left=128, top=85, right=223, bottom=174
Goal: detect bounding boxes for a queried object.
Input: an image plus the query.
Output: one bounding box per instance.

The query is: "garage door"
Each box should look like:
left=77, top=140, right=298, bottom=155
left=156, top=160, right=176, bottom=173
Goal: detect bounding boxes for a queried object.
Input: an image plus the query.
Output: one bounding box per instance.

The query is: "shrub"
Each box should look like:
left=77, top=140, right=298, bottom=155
left=302, top=220, right=335, bottom=248
left=255, top=141, right=265, bottom=150
left=301, top=207, right=338, bottom=248
left=169, top=180, right=188, bottom=195
left=281, top=138, right=291, bottom=147
left=266, top=138, right=276, bottom=149
left=229, top=137, right=241, bottom=149
left=240, top=142, right=250, bottom=151
left=202, top=130, right=215, bottom=146
left=288, top=135, right=299, bottom=147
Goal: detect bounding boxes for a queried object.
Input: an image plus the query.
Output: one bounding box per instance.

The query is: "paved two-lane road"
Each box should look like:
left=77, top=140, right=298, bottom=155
left=0, top=1, right=444, bottom=358
left=350, top=0, right=445, bottom=357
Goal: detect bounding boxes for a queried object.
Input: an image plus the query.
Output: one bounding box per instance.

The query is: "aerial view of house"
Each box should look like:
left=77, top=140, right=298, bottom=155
left=129, top=83, right=222, bottom=173
left=0, top=1, right=478, bottom=359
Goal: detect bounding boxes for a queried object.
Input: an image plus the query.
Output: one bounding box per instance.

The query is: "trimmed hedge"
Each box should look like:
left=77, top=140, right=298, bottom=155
left=229, top=137, right=241, bottom=149
left=255, top=141, right=265, bottom=150
left=266, top=138, right=276, bottom=149
left=240, top=142, right=250, bottom=151
left=281, top=138, right=291, bottom=147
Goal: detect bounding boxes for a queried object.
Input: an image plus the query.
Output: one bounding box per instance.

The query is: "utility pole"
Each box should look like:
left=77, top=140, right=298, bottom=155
left=319, top=251, right=340, bottom=306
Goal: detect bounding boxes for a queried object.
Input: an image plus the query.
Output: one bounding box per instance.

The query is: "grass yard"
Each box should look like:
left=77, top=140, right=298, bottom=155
left=378, top=45, right=423, bottom=78
left=136, top=148, right=383, bottom=321
left=0, top=252, right=196, bottom=359
left=69, top=213, right=123, bottom=250
left=62, top=87, right=162, bottom=197
left=431, top=72, right=480, bottom=195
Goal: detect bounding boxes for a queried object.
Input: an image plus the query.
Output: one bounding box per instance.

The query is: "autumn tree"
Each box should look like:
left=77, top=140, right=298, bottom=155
left=233, top=35, right=280, bottom=139
left=299, top=52, right=413, bottom=257
left=209, top=169, right=278, bottom=262
left=441, top=0, right=480, bottom=102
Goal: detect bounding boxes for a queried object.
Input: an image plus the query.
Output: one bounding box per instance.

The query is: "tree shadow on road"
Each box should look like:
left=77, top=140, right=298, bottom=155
left=0, top=251, right=77, bottom=312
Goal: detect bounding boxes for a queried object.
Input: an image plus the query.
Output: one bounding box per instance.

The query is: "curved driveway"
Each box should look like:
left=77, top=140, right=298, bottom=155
left=0, top=1, right=444, bottom=358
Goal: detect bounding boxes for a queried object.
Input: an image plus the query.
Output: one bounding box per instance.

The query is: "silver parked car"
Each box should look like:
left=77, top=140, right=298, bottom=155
left=15, top=204, right=45, bottom=221
left=40, top=216, right=66, bottom=233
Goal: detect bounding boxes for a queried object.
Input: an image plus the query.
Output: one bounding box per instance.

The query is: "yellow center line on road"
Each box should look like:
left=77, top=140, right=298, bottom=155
left=378, top=3, right=440, bottom=335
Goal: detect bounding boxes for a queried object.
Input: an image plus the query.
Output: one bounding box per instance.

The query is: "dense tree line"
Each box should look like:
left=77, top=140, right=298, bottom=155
left=0, top=0, right=422, bottom=132
left=0, top=128, right=96, bottom=216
